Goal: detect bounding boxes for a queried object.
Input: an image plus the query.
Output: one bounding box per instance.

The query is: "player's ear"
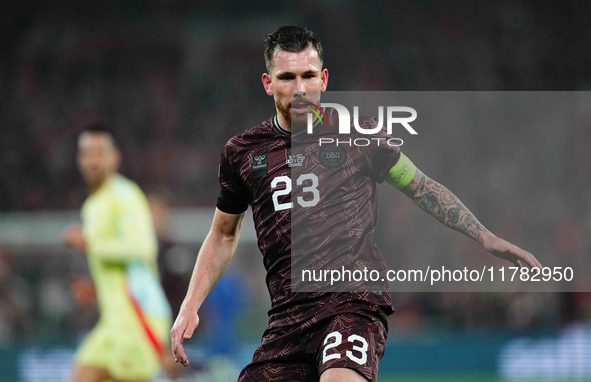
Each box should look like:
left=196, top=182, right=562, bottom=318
left=321, top=68, right=328, bottom=92
left=262, top=73, right=274, bottom=96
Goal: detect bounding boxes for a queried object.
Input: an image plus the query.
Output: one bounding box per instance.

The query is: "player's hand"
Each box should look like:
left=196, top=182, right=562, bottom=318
left=170, top=308, right=200, bottom=367
left=63, top=225, right=87, bottom=252
left=482, top=233, right=542, bottom=269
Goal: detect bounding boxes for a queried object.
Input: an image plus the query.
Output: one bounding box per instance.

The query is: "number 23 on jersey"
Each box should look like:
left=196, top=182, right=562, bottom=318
left=271, top=173, right=320, bottom=211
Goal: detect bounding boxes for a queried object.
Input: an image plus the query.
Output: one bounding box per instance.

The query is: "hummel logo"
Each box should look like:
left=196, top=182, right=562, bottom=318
left=253, top=155, right=266, bottom=165
left=252, top=154, right=268, bottom=178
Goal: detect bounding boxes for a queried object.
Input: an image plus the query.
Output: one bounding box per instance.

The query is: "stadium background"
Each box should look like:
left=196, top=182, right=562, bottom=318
left=1, top=0, right=590, bottom=381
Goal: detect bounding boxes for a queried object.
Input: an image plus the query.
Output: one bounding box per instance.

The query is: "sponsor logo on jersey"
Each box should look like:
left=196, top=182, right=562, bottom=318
left=252, top=154, right=268, bottom=178
left=286, top=153, right=305, bottom=167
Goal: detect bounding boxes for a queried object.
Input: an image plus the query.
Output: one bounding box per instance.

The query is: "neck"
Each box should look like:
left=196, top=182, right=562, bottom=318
left=276, top=112, right=291, bottom=132
left=88, top=174, right=114, bottom=194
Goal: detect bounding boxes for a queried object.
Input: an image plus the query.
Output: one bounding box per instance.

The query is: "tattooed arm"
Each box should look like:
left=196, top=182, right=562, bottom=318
left=399, top=169, right=488, bottom=242
left=399, top=167, right=541, bottom=268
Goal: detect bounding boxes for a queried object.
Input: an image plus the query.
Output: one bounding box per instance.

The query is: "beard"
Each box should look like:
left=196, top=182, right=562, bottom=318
left=275, top=98, right=314, bottom=131
left=275, top=98, right=292, bottom=128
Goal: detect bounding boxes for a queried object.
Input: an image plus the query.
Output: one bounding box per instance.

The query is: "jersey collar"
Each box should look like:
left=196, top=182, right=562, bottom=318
left=273, top=111, right=324, bottom=137
left=273, top=114, right=290, bottom=136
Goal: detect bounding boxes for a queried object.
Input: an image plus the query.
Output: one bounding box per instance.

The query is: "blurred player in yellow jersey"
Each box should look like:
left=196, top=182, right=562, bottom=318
left=64, top=124, right=172, bottom=382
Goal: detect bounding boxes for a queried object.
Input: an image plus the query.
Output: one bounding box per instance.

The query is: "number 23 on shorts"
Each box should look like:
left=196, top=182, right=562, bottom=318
left=322, top=331, right=369, bottom=365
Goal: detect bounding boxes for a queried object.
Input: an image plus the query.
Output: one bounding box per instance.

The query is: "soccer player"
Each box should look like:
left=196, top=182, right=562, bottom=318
left=64, top=124, right=172, bottom=382
left=170, top=26, right=541, bottom=382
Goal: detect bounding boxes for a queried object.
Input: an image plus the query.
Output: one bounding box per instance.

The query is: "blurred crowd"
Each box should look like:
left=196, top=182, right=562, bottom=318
left=1, top=0, right=590, bottom=350
left=2, top=1, right=591, bottom=211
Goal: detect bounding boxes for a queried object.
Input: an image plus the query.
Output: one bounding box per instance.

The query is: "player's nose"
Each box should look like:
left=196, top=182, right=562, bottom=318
left=294, top=76, right=306, bottom=93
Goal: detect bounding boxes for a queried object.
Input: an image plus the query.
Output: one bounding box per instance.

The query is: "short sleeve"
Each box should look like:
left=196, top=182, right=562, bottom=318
left=216, top=141, right=249, bottom=214
left=362, top=117, right=402, bottom=183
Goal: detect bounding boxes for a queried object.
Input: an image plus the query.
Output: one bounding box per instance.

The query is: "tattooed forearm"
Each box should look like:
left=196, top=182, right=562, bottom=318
left=401, top=172, right=491, bottom=243
left=446, top=207, right=460, bottom=224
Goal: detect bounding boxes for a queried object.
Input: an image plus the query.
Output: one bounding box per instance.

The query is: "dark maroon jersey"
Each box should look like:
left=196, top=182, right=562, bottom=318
left=217, top=109, right=400, bottom=327
left=238, top=303, right=387, bottom=382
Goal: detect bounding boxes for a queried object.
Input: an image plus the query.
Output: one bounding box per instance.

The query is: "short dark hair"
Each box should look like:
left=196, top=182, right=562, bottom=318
left=264, top=26, right=323, bottom=70
left=80, top=123, right=117, bottom=147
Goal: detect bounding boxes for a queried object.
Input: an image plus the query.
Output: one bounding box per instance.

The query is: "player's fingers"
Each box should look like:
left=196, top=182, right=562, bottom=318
left=518, top=249, right=542, bottom=269
left=172, top=347, right=188, bottom=367
left=524, top=257, right=538, bottom=269
left=170, top=321, right=186, bottom=359
left=170, top=331, right=187, bottom=364
left=183, top=324, right=195, bottom=340
left=170, top=313, right=197, bottom=366
left=173, top=345, right=189, bottom=367
left=529, top=254, right=543, bottom=269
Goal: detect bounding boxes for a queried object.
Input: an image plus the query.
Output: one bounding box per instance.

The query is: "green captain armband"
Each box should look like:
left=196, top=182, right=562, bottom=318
left=385, top=153, right=417, bottom=189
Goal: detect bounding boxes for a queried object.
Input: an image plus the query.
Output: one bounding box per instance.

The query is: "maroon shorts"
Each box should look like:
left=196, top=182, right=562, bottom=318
left=238, top=305, right=388, bottom=382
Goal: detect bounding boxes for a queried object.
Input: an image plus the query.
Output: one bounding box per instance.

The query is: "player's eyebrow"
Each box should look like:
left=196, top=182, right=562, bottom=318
left=276, top=72, right=295, bottom=79
left=276, top=70, right=319, bottom=78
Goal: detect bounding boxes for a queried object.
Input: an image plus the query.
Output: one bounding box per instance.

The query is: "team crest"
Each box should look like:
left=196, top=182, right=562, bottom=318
left=319, top=144, right=347, bottom=168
